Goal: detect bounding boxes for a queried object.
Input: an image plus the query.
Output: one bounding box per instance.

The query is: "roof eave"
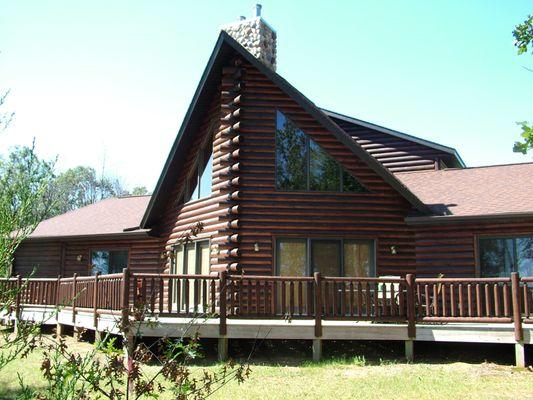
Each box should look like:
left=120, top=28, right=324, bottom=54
left=25, top=230, right=152, bottom=242
left=140, top=34, right=227, bottom=228
left=141, top=31, right=431, bottom=227
left=405, top=212, right=533, bottom=225
left=322, top=109, right=466, bottom=168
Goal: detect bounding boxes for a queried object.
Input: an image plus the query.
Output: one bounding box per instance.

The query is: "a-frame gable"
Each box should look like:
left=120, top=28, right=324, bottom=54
left=141, top=31, right=429, bottom=229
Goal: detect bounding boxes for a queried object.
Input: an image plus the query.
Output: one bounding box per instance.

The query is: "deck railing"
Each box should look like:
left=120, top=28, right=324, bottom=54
left=1, top=270, right=531, bottom=339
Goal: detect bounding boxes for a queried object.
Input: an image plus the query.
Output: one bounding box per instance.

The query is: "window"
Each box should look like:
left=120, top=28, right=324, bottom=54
left=479, top=236, right=533, bottom=277
left=172, top=240, right=211, bottom=311
left=276, top=238, right=375, bottom=277
left=173, top=240, right=210, bottom=275
left=91, top=250, right=128, bottom=275
left=185, top=139, right=213, bottom=203
left=275, top=111, right=368, bottom=193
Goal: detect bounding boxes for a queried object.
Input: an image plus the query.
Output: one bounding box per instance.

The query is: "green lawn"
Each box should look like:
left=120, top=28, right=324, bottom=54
left=0, top=332, right=531, bottom=400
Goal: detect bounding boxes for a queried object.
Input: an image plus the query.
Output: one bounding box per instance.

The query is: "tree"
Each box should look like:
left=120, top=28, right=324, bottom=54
left=0, top=142, right=56, bottom=276
left=46, top=166, right=127, bottom=217
left=512, top=15, right=533, bottom=155
left=131, top=186, right=149, bottom=196
left=0, top=90, right=14, bottom=132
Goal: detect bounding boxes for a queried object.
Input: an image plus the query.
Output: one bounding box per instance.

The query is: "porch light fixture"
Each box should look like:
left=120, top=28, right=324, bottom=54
left=76, top=254, right=83, bottom=262
left=390, top=246, right=397, bottom=255
left=254, top=243, right=260, bottom=252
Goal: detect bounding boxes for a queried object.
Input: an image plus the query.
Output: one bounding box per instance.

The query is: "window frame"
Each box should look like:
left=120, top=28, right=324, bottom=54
left=172, top=239, right=211, bottom=275
left=274, top=236, right=377, bottom=277
left=476, top=234, right=533, bottom=277
left=274, top=110, right=370, bottom=194
left=89, top=247, right=130, bottom=275
left=184, top=135, right=213, bottom=204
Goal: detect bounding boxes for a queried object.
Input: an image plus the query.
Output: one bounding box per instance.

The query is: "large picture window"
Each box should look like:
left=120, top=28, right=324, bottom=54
left=479, top=236, right=533, bottom=277
left=276, top=238, right=375, bottom=277
left=91, top=249, right=128, bottom=275
left=275, top=111, right=368, bottom=193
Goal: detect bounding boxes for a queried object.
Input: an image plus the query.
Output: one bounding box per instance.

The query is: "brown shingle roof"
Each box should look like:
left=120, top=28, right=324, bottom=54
left=29, top=196, right=151, bottom=239
left=396, top=163, right=533, bottom=217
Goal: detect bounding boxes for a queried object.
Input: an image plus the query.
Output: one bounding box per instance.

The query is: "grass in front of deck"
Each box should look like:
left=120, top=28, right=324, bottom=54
left=0, top=331, right=531, bottom=399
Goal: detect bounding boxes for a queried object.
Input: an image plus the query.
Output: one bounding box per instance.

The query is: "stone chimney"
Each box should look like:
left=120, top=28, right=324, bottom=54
left=222, top=4, right=277, bottom=70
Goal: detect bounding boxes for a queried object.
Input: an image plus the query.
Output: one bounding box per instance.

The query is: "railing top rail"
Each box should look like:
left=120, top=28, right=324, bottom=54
left=521, top=277, right=533, bottom=282
left=416, top=277, right=511, bottom=283
left=322, top=276, right=406, bottom=283
left=228, top=275, right=314, bottom=282
left=132, top=273, right=217, bottom=279
left=91, top=273, right=124, bottom=279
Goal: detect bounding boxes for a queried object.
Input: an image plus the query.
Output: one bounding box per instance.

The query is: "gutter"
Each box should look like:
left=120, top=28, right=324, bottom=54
left=24, top=230, right=154, bottom=242
left=405, top=212, right=533, bottom=225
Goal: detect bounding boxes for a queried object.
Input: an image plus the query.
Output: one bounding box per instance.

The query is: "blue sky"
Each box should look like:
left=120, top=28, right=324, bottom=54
left=1, top=1, right=532, bottom=191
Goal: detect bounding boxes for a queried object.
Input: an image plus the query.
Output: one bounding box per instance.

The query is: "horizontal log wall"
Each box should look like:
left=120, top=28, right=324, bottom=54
left=414, top=218, right=533, bottom=276
left=13, top=241, right=62, bottom=277
left=14, top=236, right=163, bottom=278
left=238, top=60, right=417, bottom=276
left=333, top=117, right=449, bottom=173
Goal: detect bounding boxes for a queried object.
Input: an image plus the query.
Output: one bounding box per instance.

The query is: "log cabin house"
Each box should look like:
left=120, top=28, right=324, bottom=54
left=13, top=10, right=533, bottom=282
left=7, top=6, right=533, bottom=365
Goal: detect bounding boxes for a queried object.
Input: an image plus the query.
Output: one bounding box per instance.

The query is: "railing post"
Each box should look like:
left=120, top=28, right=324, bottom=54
left=511, top=272, right=523, bottom=342
left=93, top=272, right=100, bottom=329
left=314, top=272, right=322, bottom=338
left=55, top=275, right=61, bottom=308
left=219, top=270, right=227, bottom=336
left=121, top=268, right=131, bottom=327
left=71, top=273, right=77, bottom=323
left=15, top=275, right=22, bottom=320
left=406, top=274, right=416, bottom=339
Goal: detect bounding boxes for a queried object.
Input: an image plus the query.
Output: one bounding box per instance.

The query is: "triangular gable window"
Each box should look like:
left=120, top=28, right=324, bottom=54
left=275, top=111, right=368, bottom=193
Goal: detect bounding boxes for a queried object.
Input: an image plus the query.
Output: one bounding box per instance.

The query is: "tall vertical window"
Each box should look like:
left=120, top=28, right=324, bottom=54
left=275, top=111, right=368, bottom=193
left=479, top=236, right=533, bottom=277
left=185, top=138, right=213, bottom=203
left=91, top=250, right=128, bottom=275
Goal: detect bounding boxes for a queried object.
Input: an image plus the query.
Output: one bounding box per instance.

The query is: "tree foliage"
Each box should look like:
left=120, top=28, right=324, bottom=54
left=513, top=15, right=533, bottom=55
left=0, top=142, right=55, bottom=276
left=512, top=15, right=533, bottom=155
left=47, top=166, right=128, bottom=217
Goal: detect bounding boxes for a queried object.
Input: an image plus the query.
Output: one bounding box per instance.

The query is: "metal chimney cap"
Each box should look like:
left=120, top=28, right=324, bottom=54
left=254, top=4, right=262, bottom=18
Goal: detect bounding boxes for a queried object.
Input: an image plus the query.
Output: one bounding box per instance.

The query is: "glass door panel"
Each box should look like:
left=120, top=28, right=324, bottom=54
left=311, top=240, right=341, bottom=316
left=277, top=239, right=307, bottom=314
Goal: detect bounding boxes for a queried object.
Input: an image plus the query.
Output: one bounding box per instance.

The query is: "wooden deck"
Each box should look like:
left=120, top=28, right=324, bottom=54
left=1, top=271, right=531, bottom=366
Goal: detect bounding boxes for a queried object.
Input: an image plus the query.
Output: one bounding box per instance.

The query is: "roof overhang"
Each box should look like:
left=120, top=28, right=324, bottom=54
left=322, top=109, right=466, bottom=169
left=141, top=31, right=431, bottom=228
left=405, top=212, right=533, bottom=226
left=24, top=230, right=152, bottom=242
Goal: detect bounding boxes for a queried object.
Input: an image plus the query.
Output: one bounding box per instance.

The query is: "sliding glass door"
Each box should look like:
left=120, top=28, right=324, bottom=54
left=276, top=238, right=375, bottom=278
left=171, top=240, right=210, bottom=312
left=276, top=238, right=375, bottom=315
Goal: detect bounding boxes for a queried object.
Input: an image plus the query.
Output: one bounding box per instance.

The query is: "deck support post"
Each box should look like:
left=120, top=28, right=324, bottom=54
left=218, top=336, right=229, bottom=361
left=515, top=342, right=525, bottom=368
left=74, top=326, right=84, bottom=341
left=312, top=339, right=322, bottom=362
left=405, top=340, right=414, bottom=362
left=56, top=323, right=64, bottom=337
